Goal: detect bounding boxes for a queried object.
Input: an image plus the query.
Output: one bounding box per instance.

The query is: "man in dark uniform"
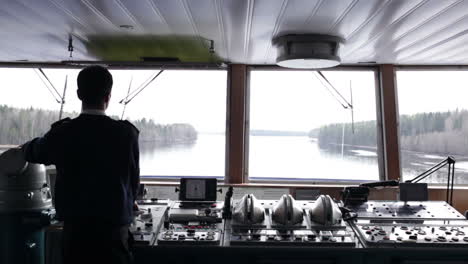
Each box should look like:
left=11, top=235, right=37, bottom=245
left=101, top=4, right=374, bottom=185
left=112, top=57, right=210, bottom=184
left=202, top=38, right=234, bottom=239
left=21, top=66, right=140, bottom=264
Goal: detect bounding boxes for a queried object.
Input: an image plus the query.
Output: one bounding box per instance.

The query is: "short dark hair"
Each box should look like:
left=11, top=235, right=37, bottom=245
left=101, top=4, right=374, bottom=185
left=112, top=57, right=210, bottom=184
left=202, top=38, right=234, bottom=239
left=77, top=66, right=113, bottom=105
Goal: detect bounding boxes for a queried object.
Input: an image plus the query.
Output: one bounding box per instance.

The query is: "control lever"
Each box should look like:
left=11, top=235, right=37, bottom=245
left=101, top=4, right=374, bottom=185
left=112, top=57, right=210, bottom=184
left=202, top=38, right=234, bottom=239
left=286, top=195, right=292, bottom=222
left=246, top=194, right=253, bottom=222
left=222, top=187, right=233, bottom=219
left=339, top=206, right=357, bottom=221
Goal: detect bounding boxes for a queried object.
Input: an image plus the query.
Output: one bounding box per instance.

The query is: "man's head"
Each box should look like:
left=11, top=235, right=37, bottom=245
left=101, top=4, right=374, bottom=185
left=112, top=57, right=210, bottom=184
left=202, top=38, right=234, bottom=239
left=77, top=66, right=113, bottom=110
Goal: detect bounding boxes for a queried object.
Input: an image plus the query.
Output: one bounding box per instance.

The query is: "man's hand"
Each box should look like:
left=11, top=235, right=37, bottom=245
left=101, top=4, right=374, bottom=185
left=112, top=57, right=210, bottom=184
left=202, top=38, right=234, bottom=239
left=0, top=148, right=28, bottom=175
left=133, top=201, right=140, bottom=211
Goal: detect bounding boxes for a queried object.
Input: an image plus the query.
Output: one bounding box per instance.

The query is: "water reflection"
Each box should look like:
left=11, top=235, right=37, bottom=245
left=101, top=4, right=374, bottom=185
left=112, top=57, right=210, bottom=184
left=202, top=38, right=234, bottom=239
left=2, top=134, right=468, bottom=184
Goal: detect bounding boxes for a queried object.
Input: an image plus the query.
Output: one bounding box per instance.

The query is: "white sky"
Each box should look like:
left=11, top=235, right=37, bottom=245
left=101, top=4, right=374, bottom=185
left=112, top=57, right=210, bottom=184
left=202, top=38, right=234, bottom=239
left=397, top=71, right=468, bottom=115
left=0, top=68, right=467, bottom=133
left=250, top=70, right=377, bottom=131
left=0, top=69, right=227, bottom=133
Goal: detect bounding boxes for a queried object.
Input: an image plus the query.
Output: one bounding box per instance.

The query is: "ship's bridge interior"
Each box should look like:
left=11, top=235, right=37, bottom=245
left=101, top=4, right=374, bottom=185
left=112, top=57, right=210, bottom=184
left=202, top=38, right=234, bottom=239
left=3, top=0, right=468, bottom=264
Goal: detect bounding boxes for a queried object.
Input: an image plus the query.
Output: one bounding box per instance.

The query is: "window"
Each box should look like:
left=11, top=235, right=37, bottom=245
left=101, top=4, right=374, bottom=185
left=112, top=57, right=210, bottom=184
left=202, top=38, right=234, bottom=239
left=397, top=70, right=468, bottom=184
left=248, top=69, right=380, bottom=182
left=0, top=68, right=227, bottom=178
left=0, top=68, right=63, bottom=149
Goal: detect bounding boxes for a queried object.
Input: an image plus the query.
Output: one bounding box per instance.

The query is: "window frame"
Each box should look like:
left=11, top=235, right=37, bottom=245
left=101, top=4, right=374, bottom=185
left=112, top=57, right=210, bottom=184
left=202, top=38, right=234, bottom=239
left=0, top=62, right=229, bottom=182
left=0, top=62, right=397, bottom=186
left=395, top=65, right=468, bottom=187
left=244, top=65, right=385, bottom=185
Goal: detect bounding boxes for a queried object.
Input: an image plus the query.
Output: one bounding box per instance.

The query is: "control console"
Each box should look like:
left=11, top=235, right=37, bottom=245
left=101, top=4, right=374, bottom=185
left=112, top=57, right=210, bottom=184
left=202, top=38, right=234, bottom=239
left=129, top=200, right=170, bottom=245
left=349, top=201, right=468, bottom=247
left=227, top=194, right=355, bottom=247
left=157, top=201, right=224, bottom=246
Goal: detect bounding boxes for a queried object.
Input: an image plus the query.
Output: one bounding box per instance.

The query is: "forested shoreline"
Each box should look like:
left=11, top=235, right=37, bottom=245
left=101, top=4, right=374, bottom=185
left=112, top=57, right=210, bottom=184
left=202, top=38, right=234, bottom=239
left=0, top=105, right=197, bottom=145
left=311, top=110, right=468, bottom=156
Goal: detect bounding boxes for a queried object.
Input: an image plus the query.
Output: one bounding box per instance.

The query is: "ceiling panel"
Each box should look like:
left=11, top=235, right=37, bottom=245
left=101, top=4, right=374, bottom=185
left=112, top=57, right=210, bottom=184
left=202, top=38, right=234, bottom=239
left=2, top=0, right=468, bottom=65
left=368, top=0, right=468, bottom=62
left=332, top=0, right=391, bottom=40
left=354, top=0, right=460, bottom=63
left=340, top=0, right=428, bottom=60
left=303, top=0, right=357, bottom=35
left=247, top=0, right=289, bottom=63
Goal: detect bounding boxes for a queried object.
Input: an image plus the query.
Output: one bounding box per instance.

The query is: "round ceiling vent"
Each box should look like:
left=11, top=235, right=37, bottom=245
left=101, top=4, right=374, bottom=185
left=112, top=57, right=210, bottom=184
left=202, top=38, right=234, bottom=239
left=272, top=34, right=344, bottom=69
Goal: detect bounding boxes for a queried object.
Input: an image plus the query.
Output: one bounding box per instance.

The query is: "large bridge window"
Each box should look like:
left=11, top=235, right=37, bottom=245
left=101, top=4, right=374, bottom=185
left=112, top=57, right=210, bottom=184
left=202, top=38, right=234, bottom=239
left=397, top=70, right=468, bottom=184
left=248, top=69, right=380, bottom=182
left=0, top=68, right=227, bottom=179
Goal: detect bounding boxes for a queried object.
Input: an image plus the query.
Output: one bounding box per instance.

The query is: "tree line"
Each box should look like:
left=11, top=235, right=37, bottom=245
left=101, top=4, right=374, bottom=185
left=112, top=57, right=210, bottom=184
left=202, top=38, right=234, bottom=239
left=310, top=109, right=468, bottom=155
left=0, top=105, right=197, bottom=145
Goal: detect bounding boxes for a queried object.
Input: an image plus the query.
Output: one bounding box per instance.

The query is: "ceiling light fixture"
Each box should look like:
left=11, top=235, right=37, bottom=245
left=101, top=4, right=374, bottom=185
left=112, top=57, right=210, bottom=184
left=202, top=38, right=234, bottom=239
left=272, top=34, right=344, bottom=69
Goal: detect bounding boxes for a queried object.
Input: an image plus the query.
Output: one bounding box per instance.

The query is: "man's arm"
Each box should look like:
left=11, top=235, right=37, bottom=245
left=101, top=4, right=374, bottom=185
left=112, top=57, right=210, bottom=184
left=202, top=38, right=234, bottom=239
left=22, top=118, right=69, bottom=165
left=130, top=129, right=140, bottom=200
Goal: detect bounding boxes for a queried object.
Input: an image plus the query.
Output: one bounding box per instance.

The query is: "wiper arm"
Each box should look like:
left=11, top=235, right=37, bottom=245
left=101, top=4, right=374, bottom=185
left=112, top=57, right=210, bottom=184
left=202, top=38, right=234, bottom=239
left=315, top=71, right=352, bottom=109
left=314, top=71, right=355, bottom=133
left=34, top=68, right=63, bottom=103
left=58, top=75, right=68, bottom=120
left=120, top=76, right=133, bottom=120
left=119, top=70, right=165, bottom=105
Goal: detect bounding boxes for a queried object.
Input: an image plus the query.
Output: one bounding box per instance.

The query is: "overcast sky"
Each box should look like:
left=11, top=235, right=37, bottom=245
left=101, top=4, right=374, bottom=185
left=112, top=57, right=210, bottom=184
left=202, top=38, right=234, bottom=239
left=0, top=68, right=467, bottom=133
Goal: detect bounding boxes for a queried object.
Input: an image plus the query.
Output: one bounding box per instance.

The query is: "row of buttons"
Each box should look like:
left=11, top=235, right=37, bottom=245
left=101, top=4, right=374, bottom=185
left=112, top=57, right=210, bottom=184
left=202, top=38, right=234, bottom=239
left=162, top=231, right=217, bottom=241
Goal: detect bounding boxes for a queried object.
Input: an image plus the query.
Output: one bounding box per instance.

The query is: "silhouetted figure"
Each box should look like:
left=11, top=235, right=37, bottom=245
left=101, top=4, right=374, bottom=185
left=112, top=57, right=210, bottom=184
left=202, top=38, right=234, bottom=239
left=22, top=66, right=140, bottom=264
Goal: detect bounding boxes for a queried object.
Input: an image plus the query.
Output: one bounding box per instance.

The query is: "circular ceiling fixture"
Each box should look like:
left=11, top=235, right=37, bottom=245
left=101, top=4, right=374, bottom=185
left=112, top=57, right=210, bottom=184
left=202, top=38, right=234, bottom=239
left=272, top=34, right=344, bottom=69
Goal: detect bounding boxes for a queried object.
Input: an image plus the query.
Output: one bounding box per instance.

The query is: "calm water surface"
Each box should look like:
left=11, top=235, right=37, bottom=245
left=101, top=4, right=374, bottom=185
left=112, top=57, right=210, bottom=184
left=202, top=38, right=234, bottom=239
left=3, top=135, right=467, bottom=184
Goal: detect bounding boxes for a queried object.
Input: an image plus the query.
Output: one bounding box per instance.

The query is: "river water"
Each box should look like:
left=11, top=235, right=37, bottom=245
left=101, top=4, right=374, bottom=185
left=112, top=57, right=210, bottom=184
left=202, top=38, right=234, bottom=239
left=3, top=134, right=467, bottom=184
left=139, top=135, right=468, bottom=184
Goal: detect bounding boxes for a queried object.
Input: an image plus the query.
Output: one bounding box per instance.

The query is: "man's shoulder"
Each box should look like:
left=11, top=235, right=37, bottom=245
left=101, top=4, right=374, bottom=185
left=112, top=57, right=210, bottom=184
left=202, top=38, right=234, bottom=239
left=117, top=120, right=139, bottom=135
left=50, top=117, right=72, bottom=130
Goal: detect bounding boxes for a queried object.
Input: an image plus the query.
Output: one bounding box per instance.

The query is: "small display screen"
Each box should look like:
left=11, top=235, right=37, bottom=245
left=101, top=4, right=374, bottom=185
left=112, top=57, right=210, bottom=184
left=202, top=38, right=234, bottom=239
left=185, top=180, right=206, bottom=200
left=179, top=178, right=217, bottom=201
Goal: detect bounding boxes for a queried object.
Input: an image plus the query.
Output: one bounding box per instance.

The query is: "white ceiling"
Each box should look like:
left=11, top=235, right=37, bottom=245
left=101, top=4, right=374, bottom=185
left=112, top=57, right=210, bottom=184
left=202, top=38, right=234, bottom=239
left=2, top=0, right=468, bottom=65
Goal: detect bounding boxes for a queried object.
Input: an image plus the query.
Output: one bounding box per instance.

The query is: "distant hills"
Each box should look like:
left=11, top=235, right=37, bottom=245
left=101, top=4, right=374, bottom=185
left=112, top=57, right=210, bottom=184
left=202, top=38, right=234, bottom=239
left=0, top=105, right=197, bottom=145
left=311, top=110, right=468, bottom=156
